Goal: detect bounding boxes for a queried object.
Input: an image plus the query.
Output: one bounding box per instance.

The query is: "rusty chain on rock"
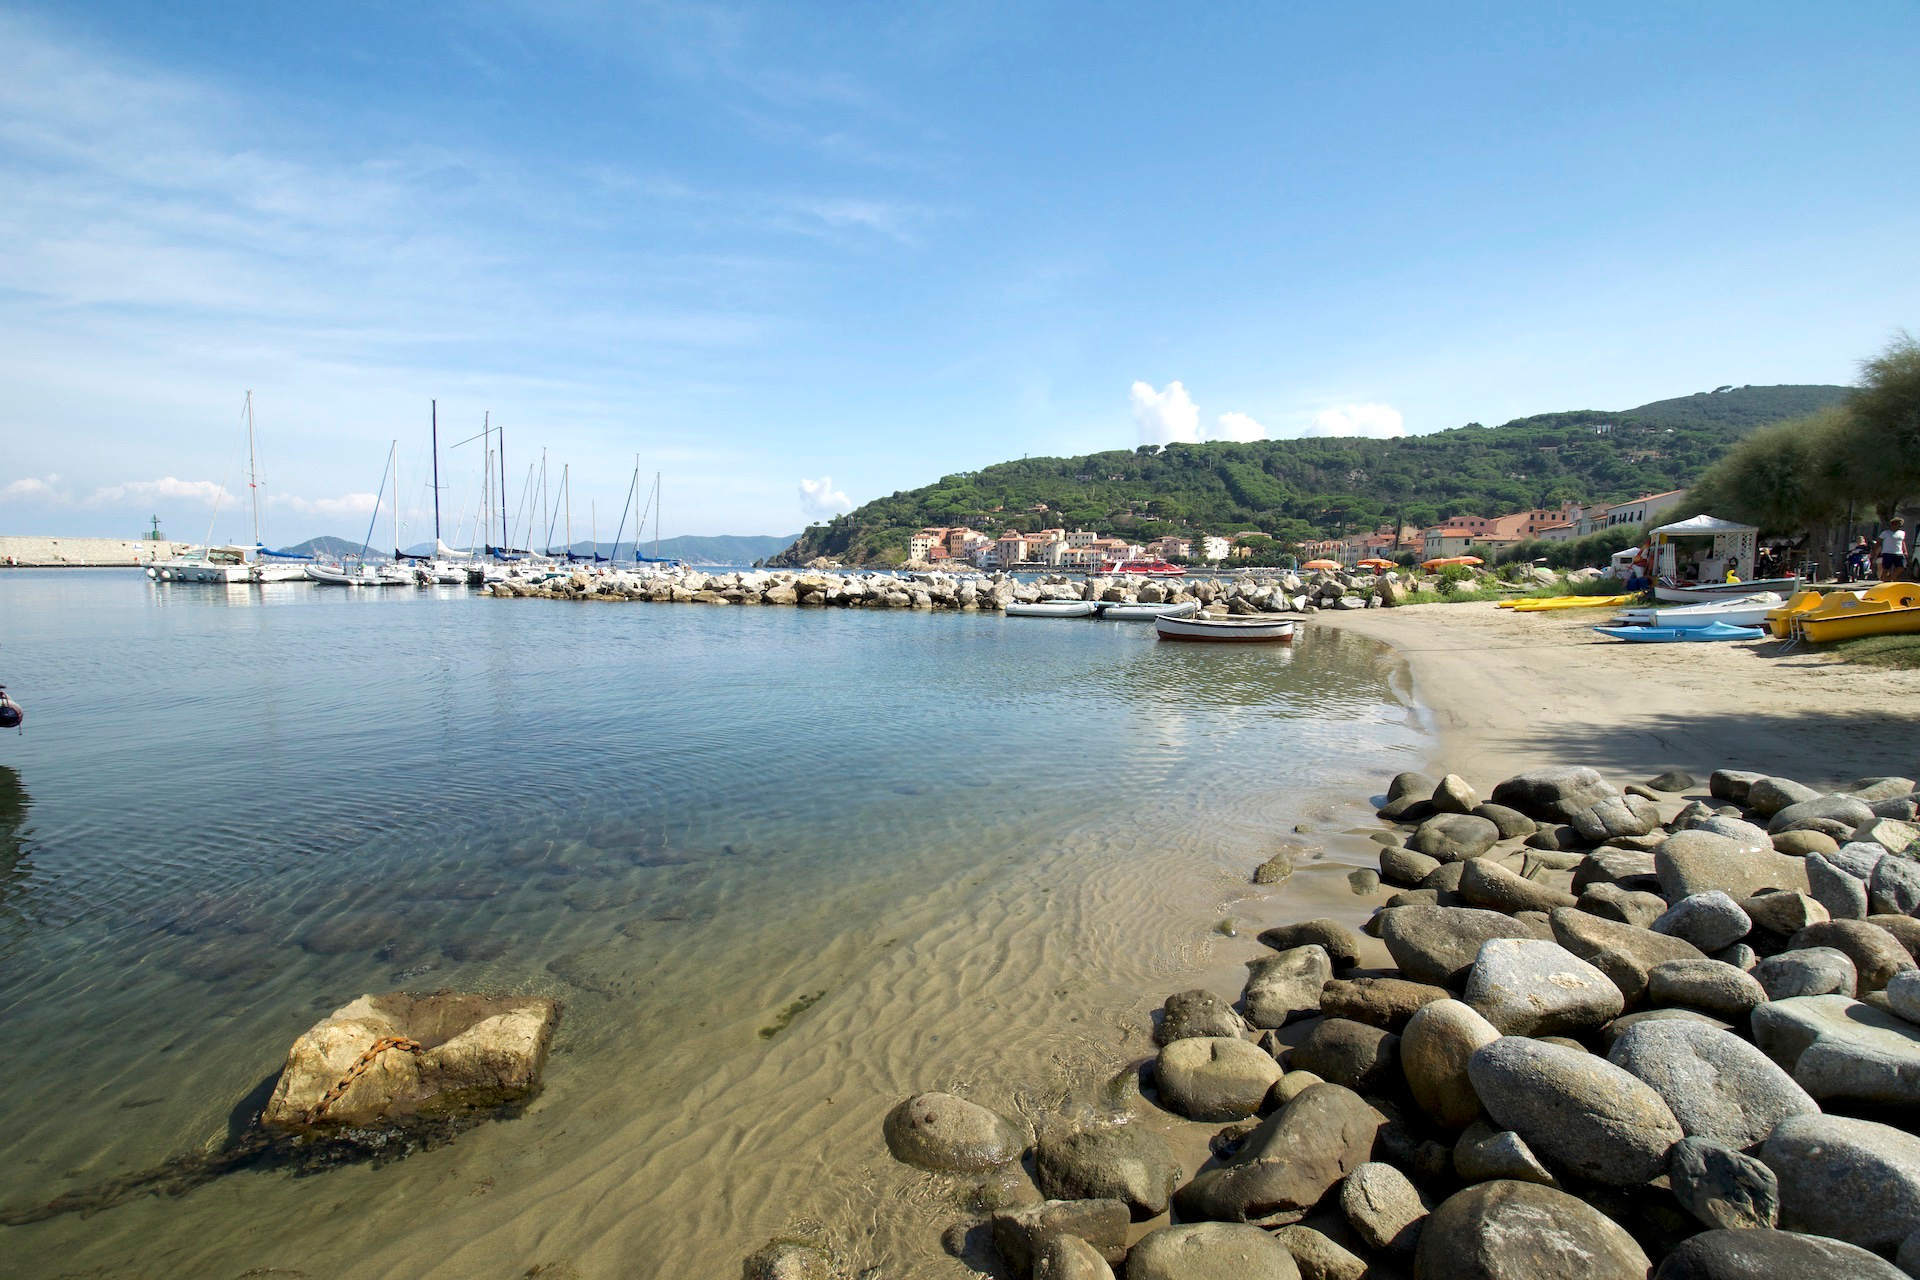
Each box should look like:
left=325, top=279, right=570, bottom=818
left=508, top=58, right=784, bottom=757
left=303, top=1036, right=425, bottom=1123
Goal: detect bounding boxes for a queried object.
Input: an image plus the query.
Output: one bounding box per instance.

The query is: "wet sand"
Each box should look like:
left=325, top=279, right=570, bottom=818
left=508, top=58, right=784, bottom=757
left=1315, top=599, right=1920, bottom=785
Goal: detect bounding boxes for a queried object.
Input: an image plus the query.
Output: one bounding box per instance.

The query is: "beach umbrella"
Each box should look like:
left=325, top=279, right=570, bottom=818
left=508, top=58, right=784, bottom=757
left=1422, top=556, right=1479, bottom=570
left=1356, top=557, right=1396, bottom=569
left=1456, top=555, right=1485, bottom=566
left=1302, top=559, right=1341, bottom=570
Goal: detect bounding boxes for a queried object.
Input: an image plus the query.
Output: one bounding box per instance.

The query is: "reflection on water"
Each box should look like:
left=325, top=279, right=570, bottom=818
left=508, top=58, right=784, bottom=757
left=0, top=570, right=1424, bottom=1277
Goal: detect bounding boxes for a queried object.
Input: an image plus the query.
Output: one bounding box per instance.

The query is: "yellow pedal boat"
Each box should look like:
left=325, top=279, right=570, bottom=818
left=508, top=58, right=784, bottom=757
left=1501, top=593, right=1639, bottom=612
left=1792, top=583, right=1920, bottom=644
left=1763, top=588, right=1832, bottom=639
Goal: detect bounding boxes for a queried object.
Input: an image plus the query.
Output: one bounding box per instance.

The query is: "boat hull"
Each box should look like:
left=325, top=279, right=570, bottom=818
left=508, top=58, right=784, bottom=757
left=1096, top=600, right=1199, bottom=621
left=1005, top=601, right=1095, bottom=618
left=1614, top=592, right=1784, bottom=629
left=1155, top=615, right=1297, bottom=642
left=1654, top=576, right=1800, bottom=603
left=1593, top=622, right=1765, bottom=643
left=1502, top=594, right=1638, bottom=612
left=1797, top=608, right=1920, bottom=644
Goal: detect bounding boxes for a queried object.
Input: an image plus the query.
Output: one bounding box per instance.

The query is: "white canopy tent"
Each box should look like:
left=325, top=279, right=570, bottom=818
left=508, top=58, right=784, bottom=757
left=1650, top=514, right=1758, bottom=584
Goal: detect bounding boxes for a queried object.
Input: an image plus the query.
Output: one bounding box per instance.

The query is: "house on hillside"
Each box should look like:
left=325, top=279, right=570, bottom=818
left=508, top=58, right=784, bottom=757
left=1596, top=489, right=1687, bottom=532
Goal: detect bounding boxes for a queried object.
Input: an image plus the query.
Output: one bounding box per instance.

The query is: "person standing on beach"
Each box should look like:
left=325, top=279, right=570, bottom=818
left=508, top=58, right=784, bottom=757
left=1881, top=518, right=1909, bottom=581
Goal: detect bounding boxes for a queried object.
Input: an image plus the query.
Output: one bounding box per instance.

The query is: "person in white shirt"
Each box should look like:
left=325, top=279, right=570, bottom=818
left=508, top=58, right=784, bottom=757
left=1881, top=518, right=1908, bottom=581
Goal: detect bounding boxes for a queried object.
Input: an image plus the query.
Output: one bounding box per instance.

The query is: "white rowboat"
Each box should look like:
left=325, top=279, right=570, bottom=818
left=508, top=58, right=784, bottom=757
left=1155, top=614, right=1297, bottom=642
left=1653, top=576, right=1800, bottom=604
left=1614, top=591, right=1785, bottom=629
left=1005, top=600, right=1096, bottom=618
left=1096, top=600, right=1200, bottom=621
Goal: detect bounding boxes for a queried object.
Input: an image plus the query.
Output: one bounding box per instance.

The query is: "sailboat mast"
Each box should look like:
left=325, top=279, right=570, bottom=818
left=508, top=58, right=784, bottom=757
left=539, top=449, right=549, bottom=555
left=563, top=465, right=572, bottom=558
left=655, top=470, right=662, bottom=561
left=392, top=442, right=401, bottom=558
left=591, top=499, right=597, bottom=562
left=245, top=389, right=262, bottom=550
left=498, top=419, right=509, bottom=554
left=431, top=399, right=442, bottom=545
left=482, top=411, right=492, bottom=554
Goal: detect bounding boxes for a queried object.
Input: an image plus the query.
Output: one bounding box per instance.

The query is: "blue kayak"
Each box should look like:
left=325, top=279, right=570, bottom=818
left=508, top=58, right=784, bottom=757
left=1593, top=621, right=1767, bottom=643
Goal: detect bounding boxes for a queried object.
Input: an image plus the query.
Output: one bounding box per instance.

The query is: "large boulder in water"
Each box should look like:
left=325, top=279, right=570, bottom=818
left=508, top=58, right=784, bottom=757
left=883, top=1092, right=1027, bottom=1172
left=262, top=991, right=558, bottom=1131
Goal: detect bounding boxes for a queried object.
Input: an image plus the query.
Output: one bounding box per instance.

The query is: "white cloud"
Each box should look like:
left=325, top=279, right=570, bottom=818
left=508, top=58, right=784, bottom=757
left=798, top=475, right=852, bottom=518
left=85, top=476, right=233, bottom=506
left=1131, top=380, right=1200, bottom=445
left=1303, top=403, right=1406, bottom=439
left=2, top=474, right=63, bottom=500
left=1213, top=411, right=1267, bottom=442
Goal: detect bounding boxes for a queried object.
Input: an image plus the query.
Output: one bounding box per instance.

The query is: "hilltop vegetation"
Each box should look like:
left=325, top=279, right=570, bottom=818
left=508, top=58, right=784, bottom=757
left=772, top=385, right=1848, bottom=565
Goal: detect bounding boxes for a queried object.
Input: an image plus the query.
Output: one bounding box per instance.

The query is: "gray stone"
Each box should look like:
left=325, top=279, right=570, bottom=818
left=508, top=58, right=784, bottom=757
left=1253, top=851, right=1296, bottom=885
left=1872, top=913, right=1920, bottom=959
left=1453, top=1122, right=1556, bottom=1185
left=1578, top=882, right=1669, bottom=928
left=1340, top=1161, right=1427, bottom=1254
left=1668, top=1136, right=1779, bottom=1231
left=1410, top=813, right=1502, bottom=862
left=1773, top=828, right=1840, bottom=856
left=1606, top=1020, right=1818, bottom=1149
left=742, top=1241, right=838, bottom=1280
left=1572, top=847, right=1659, bottom=892
left=1243, top=946, right=1333, bottom=1029
left=1156, top=989, right=1250, bottom=1044
left=1833, top=841, right=1893, bottom=879
left=1741, top=891, right=1829, bottom=940
left=1750, top=993, right=1906, bottom=1068
left=1126, top=1223, right=1300, bottom=1280
left=1675, top=799, right=1718, bottom=828
left=1030, top=1233, right=1114, bottom=1280
left=1549, top=906, right=1706, bottom=1005
left=1763, top=1112, right=1920, bottom=1250
left=1786, top=999, right=1920, bottom=1110
left=1380, top=846, right=1442, bottom=888
left=1172, top=1084, right=1385, bottom=1223
left=1387, top=771, right=1436, bottom=802
left=1888, top=969, right=1920, bottom=1025
left=1457, top=858, right=1578, bottom=915
left=1432, top=773, right=1480, bottom=815
left=1471, top=803, right=1536, bottom=839
left=1489, top=766, right=1618, bottom=823
left=1657, top=830, right=1811, bottom=901
left=1317, top=976, right=1449, bottom=1031
left=1652, top=891, right=1752, bottom=953
left=1601, top=1008, right=1735, bottom=1047
left=1414, top=1179, right=1652, bottom=1279
left=1258, top=919, right=1363, bottom=970
left=1713, top=942, right=1758, bottom=970
left=1651, top=1228, right=1907, bottom=1280
left=992, top=1199, right=1129, bottom=1273
left=1525, top=824, right=1585, bottom=853
left=1464, top=938, right=1623, bottom=1036
left=1872, top=855, right=1920, bottom=916
left=1857, top=816, right=1920, bottom=853
left=1377, top=794, right=1433, bottom=822
left=1269, top=1226, right=1365, bottom=1280
left=1747, top=776, right=1820, bottom=817
left=1571, top=794, right=1662, bottom=843
left=1850, top=776, right=1920, bottom=804
left=1789, top=919, right=1917, bottom=990
left=1874, top=796, right=1920, bottom=821
left=1287, top=1018, right=1400, bottom=1094
left=883, top=1092, right=1027, bottom=1172
left=1645, top=958, right=1768, bottom=1019
left=1805, top=852, right=1869, bottom=921
left=1378, top=905, right=1546, bottom=986
left=1468, top=1036, right=1685, bottom=1186
left=1709, top=769, right=1764, bottom=805
left=1692, top=815, right=1774, bottom=851
left=1033, top=1123, right=1183, bottom=1220
left=1753, top=947, right=1857, bottom=999
left=1401, top=998, right=1500, bottom=1129
left=1769, top=794, right=1876, bottom=835
left=1649, top=770, right=1698, bottom=792
left=1155, top=1037, right=1285, bottom=1121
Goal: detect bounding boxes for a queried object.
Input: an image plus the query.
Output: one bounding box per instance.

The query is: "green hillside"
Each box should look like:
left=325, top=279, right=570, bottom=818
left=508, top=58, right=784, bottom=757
left=771, top=384, right=1848, bottom=565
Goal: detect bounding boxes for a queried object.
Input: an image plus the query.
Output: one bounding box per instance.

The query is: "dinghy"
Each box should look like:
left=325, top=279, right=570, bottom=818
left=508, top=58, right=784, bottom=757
left=1592, top=621, right=1765, bottom=643
left=1095, top=600, right=1199, bottom=621
left=1005, top=600, right=1096, bottom=618
left=1612, top=592, right=1783, bottom=629
left=1155, top=614, right=1296, bottom=642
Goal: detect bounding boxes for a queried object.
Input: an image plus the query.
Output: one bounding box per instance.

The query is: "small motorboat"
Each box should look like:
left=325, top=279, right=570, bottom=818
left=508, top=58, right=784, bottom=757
left=305, top=561, right=391, bottom=587
left=1155, top=614, right=1297, bottom=642
left=1613, top=592, right=1783, bottom=630
left=1592, top=621, right=1766, bottom=643
left=1095, top=600, right=1200, bottom=621
left=1005, top=600, right=1096, bottom=618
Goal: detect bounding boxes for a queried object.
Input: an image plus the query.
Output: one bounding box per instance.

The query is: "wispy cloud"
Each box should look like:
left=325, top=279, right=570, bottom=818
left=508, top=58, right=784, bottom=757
left=1213, top=411, right=1268, bottom=442
left=1301, top=403, right=1406, bottom=439
left=85, top=477, right=234, bottom=507
left=271, top=492, right=381, bottom=521
left=1, top=475, right=64, bottom=501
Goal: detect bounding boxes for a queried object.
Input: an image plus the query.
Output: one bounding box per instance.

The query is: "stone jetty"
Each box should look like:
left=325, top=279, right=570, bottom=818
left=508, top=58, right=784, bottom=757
left=484, top=564, right=1510, bottom=612
left=801, top=764, right=1920, bottom=1279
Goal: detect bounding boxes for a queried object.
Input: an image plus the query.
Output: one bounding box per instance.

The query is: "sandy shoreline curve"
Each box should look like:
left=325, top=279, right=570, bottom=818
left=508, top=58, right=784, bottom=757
left=1312, top=599, right=1920, bottom=785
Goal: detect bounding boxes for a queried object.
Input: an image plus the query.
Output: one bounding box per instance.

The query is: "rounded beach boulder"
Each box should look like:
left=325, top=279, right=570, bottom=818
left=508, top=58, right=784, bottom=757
left=1488, top=766, right=1616, bottom=823
left=1155, top=1036, right=1284, bottom=1122
left=1126, top=1223, right=1299, bottom=1280
left=1467, top=1036, right=1684, bottom=1186
left=1651, top=1227, right=1906, bottom=1280
left=883, top=1092, right=1026, bottom=1172
left=1413, top=1179, right=1651, bottom=1280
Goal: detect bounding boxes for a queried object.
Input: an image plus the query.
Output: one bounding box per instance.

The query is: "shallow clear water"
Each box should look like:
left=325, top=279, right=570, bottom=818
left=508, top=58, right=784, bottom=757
left=0, top=571, right=1424, bottom=1277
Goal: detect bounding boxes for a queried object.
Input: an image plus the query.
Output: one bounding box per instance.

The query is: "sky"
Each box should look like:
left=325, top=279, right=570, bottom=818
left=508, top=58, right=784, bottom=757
left=2, top=2, right=1918, bottom=546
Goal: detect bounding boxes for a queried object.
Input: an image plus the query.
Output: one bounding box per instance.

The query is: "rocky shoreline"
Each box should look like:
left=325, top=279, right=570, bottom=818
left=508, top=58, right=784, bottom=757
left=482, top=564, right=1516, bottom=612
left=756, top=762, right=1920, bottom=1279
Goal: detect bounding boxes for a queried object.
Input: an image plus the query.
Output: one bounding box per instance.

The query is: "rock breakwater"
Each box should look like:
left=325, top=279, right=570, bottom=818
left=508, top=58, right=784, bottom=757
left=799, top=763, right=1920, bottom=1278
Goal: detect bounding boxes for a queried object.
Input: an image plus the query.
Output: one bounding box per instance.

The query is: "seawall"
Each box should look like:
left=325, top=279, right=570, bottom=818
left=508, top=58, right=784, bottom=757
left=0, top=536, right=189, bottom=567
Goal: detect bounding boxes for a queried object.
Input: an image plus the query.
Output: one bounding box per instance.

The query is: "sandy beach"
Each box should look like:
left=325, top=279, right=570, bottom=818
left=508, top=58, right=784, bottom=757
left=1316, top=599, right=1920, bottom=786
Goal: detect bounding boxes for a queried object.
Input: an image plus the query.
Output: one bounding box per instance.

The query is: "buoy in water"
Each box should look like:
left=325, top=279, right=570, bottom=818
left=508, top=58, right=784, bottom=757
left=0, top=689, right=21, bottom=731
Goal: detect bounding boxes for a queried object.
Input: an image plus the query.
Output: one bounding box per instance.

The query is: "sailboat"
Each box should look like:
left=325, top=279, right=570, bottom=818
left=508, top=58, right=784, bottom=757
left=609, top=462, right=682, bottom=569
left=150, top=391, right=311, bottom=583
left=306, top=442, right=400, bottom=586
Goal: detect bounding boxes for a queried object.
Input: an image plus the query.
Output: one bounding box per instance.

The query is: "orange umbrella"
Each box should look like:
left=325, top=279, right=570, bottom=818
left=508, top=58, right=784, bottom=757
left=1356, top=557, right=1396, bottom=569
left=1422, top=555, right=1482, bottom=570
left=1302, top=559, right=1341, bottom=571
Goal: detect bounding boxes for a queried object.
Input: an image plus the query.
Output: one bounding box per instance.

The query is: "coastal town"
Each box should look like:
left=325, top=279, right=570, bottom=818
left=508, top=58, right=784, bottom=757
left=909, top=488, right=1689, bottom=570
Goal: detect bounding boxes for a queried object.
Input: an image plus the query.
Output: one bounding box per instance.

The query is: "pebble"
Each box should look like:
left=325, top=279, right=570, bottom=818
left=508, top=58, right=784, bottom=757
left=1804, top=852, right=1869, bottom=920
left=882, top=1093, right=1026, bottom=1172
left=1316, top=975, right=1448, bottom=1031
left=1269, top=1226, right=1365, bottom=1280
left=1788, top=919, right=1916, bottom=990
left=1287, top=1018, right=1400, bottom=1094
left=1548, top=906, right=1705, bottom=1005
left=1377, top=905, right=1545, bottom=986
left=1155, top=988, right=1250, bottom=1044
left=1452, top=1122, right=1556, bottom=1186
left=1577, top=882, right=1669, bottom=928
left=1172, top=1083, right=1384, bottom=1223
left=1410, top=812, right=1502, bottom=862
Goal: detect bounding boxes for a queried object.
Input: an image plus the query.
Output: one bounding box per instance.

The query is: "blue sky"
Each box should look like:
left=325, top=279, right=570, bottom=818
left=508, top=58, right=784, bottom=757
left=3, top=2, right=1917, bottom=545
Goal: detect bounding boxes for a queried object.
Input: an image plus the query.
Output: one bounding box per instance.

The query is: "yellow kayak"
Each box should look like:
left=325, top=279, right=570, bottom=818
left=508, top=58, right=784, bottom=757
left=1502, top=594, right=1639, bottom=612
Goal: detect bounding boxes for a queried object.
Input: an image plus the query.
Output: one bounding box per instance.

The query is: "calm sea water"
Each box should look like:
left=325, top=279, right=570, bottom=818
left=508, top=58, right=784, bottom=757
left=0, top=570, right=1424, bottom=1278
